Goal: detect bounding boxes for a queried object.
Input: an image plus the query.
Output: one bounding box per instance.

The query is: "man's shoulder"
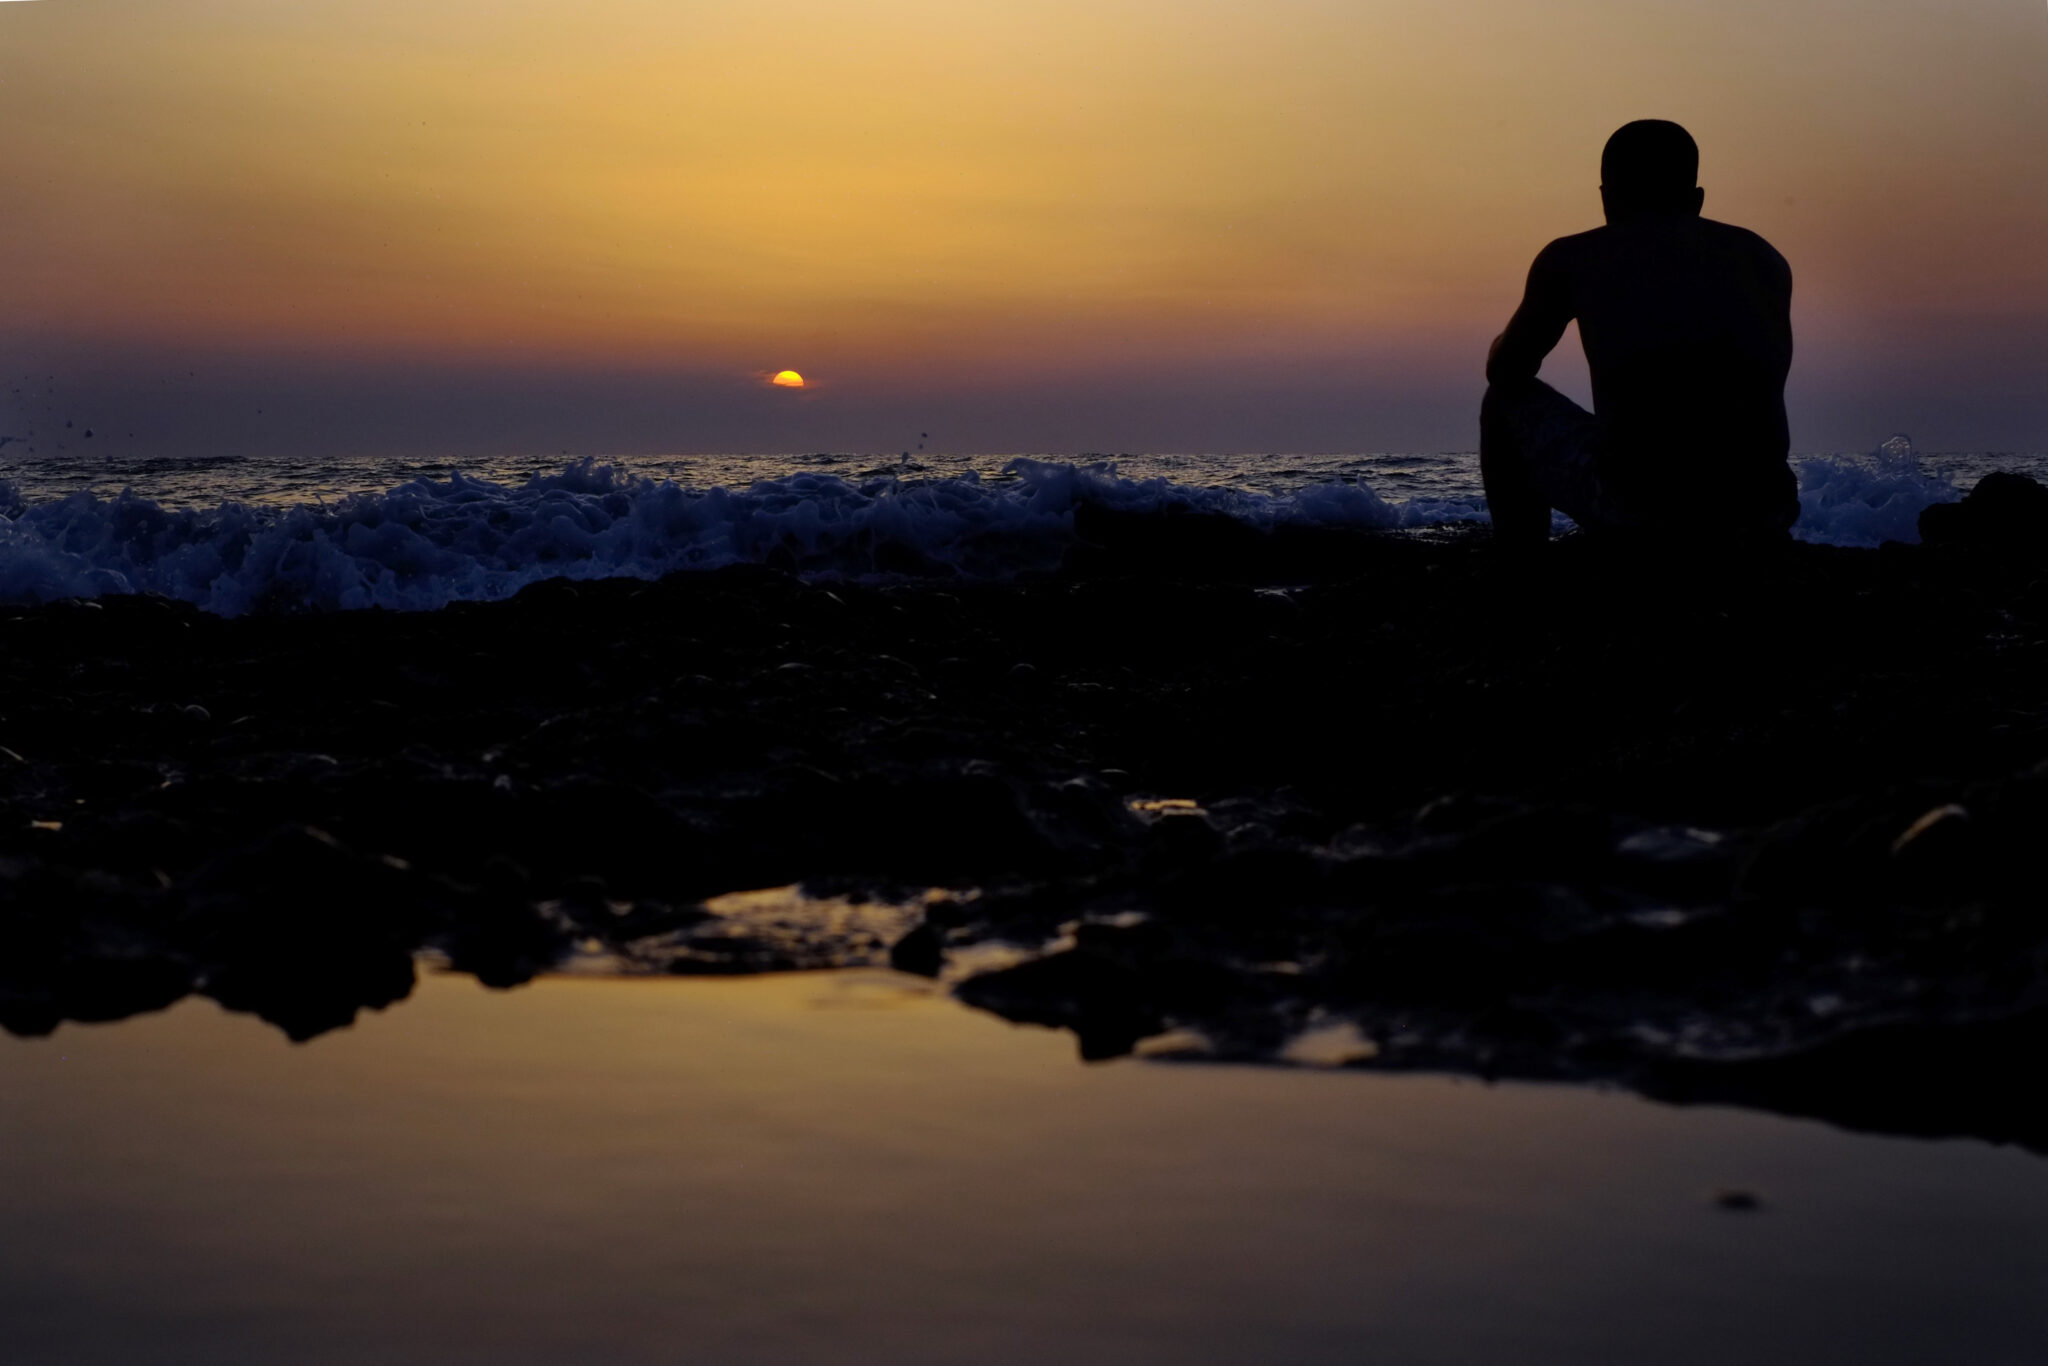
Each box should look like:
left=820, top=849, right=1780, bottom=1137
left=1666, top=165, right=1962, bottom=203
left=1697, top=217, right=1791, bottom=272
left=1526, top=227, right=1606, bottom=283
left=1535, top=226, right=1608, bottom=261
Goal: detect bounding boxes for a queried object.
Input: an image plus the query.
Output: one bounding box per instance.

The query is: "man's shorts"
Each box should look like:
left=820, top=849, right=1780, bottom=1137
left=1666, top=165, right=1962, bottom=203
left=1482, top=378, right=1800, bottom=540
left=1480, top=379, right=1636, bottom=533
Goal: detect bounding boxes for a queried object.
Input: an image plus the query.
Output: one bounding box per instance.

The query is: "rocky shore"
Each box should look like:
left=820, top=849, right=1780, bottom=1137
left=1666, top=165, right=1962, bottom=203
left=5, top=475, right=2046, bottom=1147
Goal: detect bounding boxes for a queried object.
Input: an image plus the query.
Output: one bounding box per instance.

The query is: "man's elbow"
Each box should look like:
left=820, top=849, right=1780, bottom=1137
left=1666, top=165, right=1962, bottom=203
left=1485, top=338, right=1534, bottom=387
left=1485, top=333, right=1509, bottom=385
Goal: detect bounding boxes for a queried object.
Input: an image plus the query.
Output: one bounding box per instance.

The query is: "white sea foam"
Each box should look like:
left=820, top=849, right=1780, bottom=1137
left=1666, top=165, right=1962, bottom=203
left=0, top=454, right=1968, bottom=615
left=1791, top=450, right=1960, bottom=547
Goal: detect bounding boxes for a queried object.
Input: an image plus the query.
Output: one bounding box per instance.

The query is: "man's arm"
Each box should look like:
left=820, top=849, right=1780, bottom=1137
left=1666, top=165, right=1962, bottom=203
left=1768, top=247, right=1794, bottom=378
left=1485, top=241, right=1574, bottom=385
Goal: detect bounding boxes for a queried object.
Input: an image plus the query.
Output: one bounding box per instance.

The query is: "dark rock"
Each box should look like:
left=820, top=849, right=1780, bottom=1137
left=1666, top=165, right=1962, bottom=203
left=1886, top=802, right=1986, bottom=903
left=888, top=922, right=945, bottom=977
left=5, top=524, right=2048, bottom=1151
left=1142, top=809, right=1224, bottom=873
left=955, top=950, right=1163, bottom=1061
left=1918, top=471, right=2048, bottom=551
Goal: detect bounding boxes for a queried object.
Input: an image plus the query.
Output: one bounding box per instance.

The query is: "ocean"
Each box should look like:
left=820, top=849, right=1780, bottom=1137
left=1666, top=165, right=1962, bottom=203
left=0, top=445, right=2038, bottom=615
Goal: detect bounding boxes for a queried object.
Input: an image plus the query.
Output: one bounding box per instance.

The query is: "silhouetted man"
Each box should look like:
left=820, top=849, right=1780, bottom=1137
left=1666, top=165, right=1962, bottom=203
left=1482, top=120, right=1796, bottom=546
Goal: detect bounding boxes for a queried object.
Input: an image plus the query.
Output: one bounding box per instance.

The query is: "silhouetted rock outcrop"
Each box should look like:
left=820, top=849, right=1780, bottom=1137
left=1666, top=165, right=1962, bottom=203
left=1918, top=470, right=2048, bottom=553
left=5, top=493, right=2048, bottom=1148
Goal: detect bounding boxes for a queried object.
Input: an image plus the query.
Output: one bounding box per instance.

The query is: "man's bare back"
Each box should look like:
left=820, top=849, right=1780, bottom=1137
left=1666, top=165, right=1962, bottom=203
left=1482, top=121, right=1798, bottom=544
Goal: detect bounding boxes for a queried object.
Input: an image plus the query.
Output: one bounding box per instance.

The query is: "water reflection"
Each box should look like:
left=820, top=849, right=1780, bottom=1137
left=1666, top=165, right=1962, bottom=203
left=3, top=971, right=2044, bottom=1365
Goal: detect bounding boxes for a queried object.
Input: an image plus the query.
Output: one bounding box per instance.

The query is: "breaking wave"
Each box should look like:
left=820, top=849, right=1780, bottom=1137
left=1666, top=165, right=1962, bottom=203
left=0, top=454, right=1961, bottom=615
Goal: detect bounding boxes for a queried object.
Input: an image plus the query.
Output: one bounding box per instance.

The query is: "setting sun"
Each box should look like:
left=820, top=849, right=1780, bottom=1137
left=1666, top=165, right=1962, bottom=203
left=771, top=370, right=805, bottom=388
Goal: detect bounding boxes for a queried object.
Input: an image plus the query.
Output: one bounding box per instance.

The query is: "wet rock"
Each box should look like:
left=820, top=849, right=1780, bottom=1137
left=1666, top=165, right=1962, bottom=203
left=888, top=922, right=945, bottom=977
left=436, top=896, right=576, bottom=989
left=1919, top=471, right=2048, bottom=552
left=1615, top=825, right=1738, bottom=898
left=1142, top=809, right=1224, bottom=873
left=185, top=826, right=432, bottom=1039
left=4, top=526, right=2048, bottom=1150
left=1430, top=803, right=1617, bottom=883
left=1161, top=840, right=1326, bottom=918
left=955, top=950, right=1164, bottom=1061
left=1890, top=803, right=1970, bottom=858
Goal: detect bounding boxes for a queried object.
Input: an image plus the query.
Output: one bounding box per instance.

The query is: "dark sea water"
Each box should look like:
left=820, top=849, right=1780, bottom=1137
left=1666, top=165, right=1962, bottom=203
left=2, top=445, right=2038, bottom=614
left=4, top=444, right=2043, bottom=511
left=5, top=450, right=1504, bottom=510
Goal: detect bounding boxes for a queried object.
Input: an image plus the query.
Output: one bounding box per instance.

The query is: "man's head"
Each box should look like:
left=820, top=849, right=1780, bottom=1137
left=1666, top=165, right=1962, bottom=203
left=1600, top=120, right=1705, bottom=223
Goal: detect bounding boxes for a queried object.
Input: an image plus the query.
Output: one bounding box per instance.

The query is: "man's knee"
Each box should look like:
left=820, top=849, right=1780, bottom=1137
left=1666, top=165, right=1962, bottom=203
left=1479, top=381, right=1517, bottom=435
left=1481, top=382, right=1560, bottom=470
left=1481, top=386, right=1551, bottom=545
left=1481, top=381, right=1547, bottom=473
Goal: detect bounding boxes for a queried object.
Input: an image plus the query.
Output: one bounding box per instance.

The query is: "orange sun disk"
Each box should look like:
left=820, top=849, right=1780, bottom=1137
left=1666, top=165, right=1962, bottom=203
left=770, top=370, right=805, bottom=388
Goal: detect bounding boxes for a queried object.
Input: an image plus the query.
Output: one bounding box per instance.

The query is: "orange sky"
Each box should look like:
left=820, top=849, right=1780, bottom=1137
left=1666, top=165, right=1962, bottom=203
left=3, top=0, right=2045, bottom=453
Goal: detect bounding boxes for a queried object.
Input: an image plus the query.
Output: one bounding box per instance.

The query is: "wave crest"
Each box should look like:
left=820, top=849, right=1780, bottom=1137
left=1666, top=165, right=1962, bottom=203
left=0, top=454, right=1961, bottom=614
left=1793, top=450, right=1959, bottom=547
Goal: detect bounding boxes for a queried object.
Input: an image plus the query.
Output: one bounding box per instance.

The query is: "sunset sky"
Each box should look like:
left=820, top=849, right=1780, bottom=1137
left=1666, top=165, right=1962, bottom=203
left=3, top=0, right=2044, bottom=457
